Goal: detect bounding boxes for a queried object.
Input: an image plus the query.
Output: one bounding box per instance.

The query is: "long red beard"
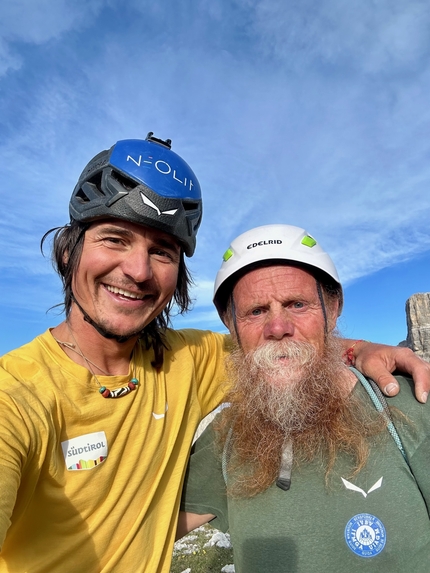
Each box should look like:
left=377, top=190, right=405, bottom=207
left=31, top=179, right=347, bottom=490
left=218, top=335, right=386, bottom=497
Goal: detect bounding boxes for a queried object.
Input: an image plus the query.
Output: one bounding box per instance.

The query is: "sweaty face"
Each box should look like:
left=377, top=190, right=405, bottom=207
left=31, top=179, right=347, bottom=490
left=70, top=220, right=181, bottom=339
left=231, top=265, right=339, bottom=365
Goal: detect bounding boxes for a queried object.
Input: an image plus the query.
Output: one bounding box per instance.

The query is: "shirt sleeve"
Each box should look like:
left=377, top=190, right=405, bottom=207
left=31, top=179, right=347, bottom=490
left=389, top=375, right=430, bottom=516
left=180, top=330, right=233, bottom=418
left=0, top=391, right=32, bottom=547
left=180, top=421, right=229, bottom=532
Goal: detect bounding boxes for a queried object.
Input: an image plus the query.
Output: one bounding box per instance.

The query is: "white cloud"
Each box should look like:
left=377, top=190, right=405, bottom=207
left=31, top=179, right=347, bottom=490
left=0, top=37, right=21, bottom=76
left=1, top=0, right=430, bottom=340
left=236, top=0, right=430, bottom=74
left=0, top=0, right=105, bottom=43
left=0, top=0, right=106, bottom=75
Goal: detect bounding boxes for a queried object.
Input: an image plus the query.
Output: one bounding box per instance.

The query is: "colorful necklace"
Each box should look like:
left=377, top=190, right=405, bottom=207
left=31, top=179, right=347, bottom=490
left=55, top=324, right=139, bottom=399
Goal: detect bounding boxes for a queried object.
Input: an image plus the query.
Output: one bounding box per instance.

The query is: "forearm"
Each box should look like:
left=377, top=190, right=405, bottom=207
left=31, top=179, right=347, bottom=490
left=338, top=338, right=430, bottom=403
left=176, top=511, right=215, bottom=540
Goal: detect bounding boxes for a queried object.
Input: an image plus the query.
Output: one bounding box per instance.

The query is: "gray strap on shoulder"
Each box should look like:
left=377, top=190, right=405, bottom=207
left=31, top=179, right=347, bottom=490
left=350, top=366, right=409, bottom=465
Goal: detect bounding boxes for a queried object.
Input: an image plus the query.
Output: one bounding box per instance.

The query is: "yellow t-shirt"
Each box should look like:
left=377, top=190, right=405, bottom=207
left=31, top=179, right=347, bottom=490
left=0, top=328, right=230, bottom=572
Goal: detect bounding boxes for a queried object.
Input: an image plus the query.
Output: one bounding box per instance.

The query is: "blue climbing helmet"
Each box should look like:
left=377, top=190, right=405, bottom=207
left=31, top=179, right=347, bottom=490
left=69, top=133, right=202, bottom=256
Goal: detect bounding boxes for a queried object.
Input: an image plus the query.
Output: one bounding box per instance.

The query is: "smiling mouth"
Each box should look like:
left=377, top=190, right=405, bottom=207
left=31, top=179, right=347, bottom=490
left=105, top=285, right=147, bottom=300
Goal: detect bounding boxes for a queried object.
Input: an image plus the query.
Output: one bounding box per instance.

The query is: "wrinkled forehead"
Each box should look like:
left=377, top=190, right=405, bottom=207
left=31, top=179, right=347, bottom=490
left=233, top=264, right=318, bottom=303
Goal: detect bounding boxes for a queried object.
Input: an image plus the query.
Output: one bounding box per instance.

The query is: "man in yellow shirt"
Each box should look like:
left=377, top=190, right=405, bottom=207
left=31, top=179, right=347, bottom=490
left=0, top=133, right=428, bottom=572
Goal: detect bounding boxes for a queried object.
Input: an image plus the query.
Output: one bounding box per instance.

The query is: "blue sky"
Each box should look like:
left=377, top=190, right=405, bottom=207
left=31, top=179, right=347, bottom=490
left=1, top=0, right=430, bottom=354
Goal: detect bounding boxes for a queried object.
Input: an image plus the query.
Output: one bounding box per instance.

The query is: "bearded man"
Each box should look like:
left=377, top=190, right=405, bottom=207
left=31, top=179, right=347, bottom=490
left=177, top=224, right=430, bottom=572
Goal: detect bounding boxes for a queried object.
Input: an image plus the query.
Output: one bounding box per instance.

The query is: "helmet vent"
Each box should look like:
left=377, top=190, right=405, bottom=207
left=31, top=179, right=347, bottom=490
left=111, top=170, right=138, bottom=191
left=79, top=173, right=106, bottom=199
left=182, top=201, right=200, bottom=212
left=75, top=179, right=104, bottom=202
left=75, top=187, right=90, bottom=203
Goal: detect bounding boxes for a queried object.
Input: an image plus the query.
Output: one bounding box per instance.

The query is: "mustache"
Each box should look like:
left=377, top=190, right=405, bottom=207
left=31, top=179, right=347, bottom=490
left=246, top=340, right=317, bottom=372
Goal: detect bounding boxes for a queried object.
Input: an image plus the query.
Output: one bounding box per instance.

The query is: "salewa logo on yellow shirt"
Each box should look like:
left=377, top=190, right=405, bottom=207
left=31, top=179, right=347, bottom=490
left=153, top=403, right=168, bottom=419
left=61, top=431, right=108, bottom=471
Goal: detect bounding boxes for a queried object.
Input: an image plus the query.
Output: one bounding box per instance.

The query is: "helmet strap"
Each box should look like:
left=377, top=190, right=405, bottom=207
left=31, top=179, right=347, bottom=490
left=71, top=294, right=137, bottom=344
left=230, top=294, right=242, bottom=347
left=316, top=281, right=328, bottom=335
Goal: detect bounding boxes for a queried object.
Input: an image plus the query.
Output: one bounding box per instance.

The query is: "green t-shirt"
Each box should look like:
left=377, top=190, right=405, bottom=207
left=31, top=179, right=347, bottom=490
left=181, top=375, right=430, bottom=572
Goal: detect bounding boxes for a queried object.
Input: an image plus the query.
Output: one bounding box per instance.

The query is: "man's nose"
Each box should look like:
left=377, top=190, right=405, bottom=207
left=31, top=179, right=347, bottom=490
left=122, top=250, right=154, bottom=283
left=263, top=311, right=294, bottom=340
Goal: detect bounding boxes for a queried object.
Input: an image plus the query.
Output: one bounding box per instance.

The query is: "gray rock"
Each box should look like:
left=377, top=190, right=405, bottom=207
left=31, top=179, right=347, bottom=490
left=403, top=293, right=430, bottom=362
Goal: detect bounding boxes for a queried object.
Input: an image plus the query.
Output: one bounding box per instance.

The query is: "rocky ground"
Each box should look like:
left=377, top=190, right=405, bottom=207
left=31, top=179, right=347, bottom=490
left=170, top=524, right=234, bottom=573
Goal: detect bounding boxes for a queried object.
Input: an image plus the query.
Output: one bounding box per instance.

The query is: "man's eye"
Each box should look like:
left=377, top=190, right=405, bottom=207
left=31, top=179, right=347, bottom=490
left=152, top=249, right=172, bottom=259
left=292, top=302, right=304, bottom=309
left=104, top=237, right=124, bottom=245
left=251, top=308, right=262, bottom=316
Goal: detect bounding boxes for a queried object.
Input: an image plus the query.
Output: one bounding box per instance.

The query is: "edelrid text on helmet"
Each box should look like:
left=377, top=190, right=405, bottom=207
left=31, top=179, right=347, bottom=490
left=213, top=224, right=343, bottom=318
left=69, top=133, right=202, bottom=256
left=247, top=240, right=283, bottom=249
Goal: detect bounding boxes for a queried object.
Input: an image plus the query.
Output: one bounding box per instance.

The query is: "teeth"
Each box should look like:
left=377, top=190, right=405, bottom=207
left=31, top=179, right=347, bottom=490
left=106, top=285, right=145, bottom=300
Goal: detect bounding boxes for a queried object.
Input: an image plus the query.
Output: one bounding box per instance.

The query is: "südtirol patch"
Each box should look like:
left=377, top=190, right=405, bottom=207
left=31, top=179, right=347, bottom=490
left=344, top=513, right=386, bottom=558
left=61, top=431, right=108, bottom=470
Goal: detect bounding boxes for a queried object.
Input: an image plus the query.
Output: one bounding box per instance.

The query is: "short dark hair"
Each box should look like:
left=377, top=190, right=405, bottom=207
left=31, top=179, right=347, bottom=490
left=41, top=220, right=193, bottom=367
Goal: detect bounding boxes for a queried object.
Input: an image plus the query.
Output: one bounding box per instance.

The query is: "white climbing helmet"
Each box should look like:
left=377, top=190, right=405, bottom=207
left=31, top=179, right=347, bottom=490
left=213, top=224, right=342, bottom=317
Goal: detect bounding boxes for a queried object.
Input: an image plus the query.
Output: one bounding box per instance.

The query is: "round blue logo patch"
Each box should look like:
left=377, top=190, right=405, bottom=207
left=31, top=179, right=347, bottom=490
left=344, top=513, right=386, bottom=558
